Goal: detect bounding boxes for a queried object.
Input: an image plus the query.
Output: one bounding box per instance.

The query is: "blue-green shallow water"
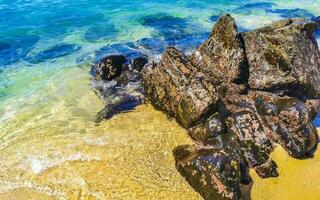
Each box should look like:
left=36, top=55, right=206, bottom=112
left=0, top=0, right=320, bottom=129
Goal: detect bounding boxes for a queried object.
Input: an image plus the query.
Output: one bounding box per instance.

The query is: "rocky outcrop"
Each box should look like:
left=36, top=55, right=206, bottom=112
left=91, top=14, right=319, bottom=200
left=140, top=14, right=320, bottom=199
left=242, top=18, right=320, bottom=98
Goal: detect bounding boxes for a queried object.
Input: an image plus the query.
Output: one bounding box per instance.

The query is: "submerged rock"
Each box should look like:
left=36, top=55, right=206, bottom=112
left=91, top=54, right=146, bottom=121
left=242, top=19, right=320, bottom=98
left=91, top=55, right=126, bottom=81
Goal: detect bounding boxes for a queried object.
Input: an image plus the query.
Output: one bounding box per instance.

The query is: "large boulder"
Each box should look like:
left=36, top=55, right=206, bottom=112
left=242, top=19, right=320, bottom=98
left=173, top=145, right=250, bottom=200
left=191, top=14, right=248, bottom=84
left=250, top=92, right=319, bottom=158
left=142, top=47, right=219, bottom=128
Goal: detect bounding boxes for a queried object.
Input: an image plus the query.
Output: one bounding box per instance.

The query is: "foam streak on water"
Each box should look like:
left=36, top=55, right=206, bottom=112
left=0, top=0, right=320, bottom=199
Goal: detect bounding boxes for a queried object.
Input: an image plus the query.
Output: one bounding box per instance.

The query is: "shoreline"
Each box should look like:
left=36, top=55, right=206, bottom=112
left=251, top=129, right=320, bottom=200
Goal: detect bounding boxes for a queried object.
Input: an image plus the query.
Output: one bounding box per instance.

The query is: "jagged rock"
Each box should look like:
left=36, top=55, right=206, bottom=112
left=173, top=145, right=248, bottom=200
left=142, top=46, right=219, bottom=128
left=226, top=111, right=275, bottom=168
left=191, top=14, right=248, bottom=84
left=251, top=92, right=319, bottom=158
left=242, top=18, right=320, bottom=98
left=132, top=56, right=148, bottom=72
left=91, top=55, right=126, bottom=81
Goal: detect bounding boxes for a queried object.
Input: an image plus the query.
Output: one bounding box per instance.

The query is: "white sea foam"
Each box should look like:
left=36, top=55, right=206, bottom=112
left=82, top=135, right=109, bottom=146
left=21, top=152, right=101, bottom=174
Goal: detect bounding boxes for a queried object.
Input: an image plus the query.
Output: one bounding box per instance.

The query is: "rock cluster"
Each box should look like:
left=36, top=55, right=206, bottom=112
left=91, top=14, right=320, bottom=199
left=141, top=15, right=320, bottom=199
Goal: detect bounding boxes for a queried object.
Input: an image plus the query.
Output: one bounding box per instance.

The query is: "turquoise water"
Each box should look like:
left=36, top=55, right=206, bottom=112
left=1, top=0, right=319, bottom=127
left=0, top=0, right=319, bottom=141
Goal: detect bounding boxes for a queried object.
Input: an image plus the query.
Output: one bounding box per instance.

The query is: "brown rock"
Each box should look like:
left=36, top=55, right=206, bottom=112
left=173, top=145, right=247, bottom=200
left=254, top=160, right=279, bottom=178
left=188, top=113, right=227, bottom=145
left=142, top=47, right=219, bottom=128
left=242, top=19, right=320, bottom=98
left=191, top=14, right=248, bottom=84
left=251, top=92, right=319, bottom=158
left=305, top=99, right=320, bottom=120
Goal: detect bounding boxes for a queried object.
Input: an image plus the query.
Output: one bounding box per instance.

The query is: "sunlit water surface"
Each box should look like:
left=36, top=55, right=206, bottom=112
left=0, top=0, right=320, bottom=199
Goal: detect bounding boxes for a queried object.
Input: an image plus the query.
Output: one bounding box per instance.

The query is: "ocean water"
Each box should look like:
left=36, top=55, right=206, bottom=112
left=0, top=0, right=320, bottom=199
